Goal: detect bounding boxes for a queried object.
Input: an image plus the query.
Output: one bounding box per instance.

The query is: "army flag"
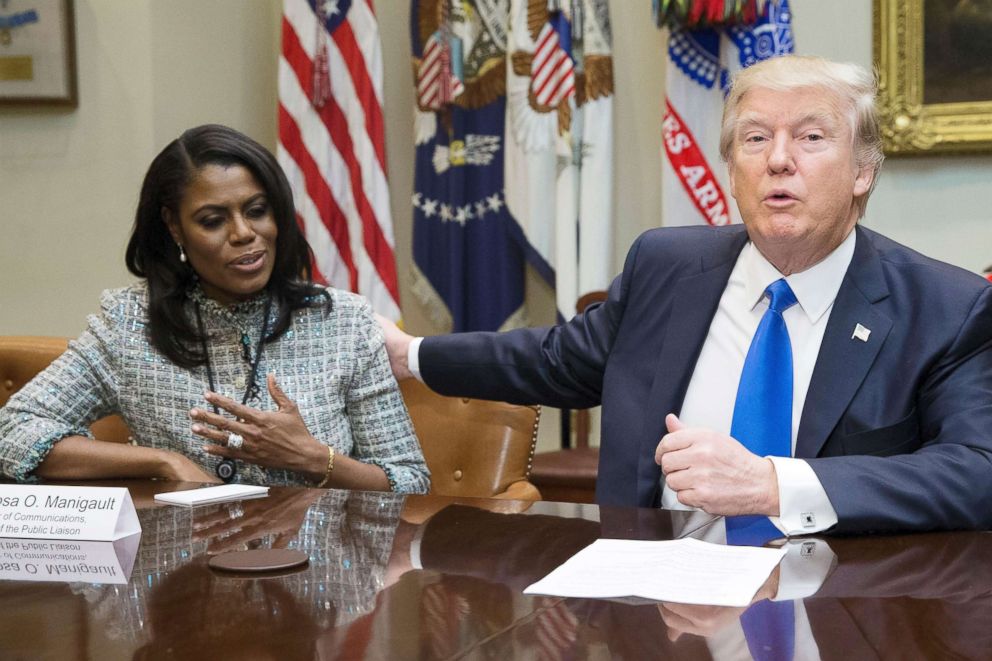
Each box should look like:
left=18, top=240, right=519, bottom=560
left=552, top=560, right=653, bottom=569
left=661, top=0, right=794, bottom=227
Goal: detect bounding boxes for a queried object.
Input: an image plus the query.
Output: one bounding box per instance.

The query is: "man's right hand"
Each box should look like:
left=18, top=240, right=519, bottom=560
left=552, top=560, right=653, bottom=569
left=657, top=565, right=781, bottom=641
left=375, top=313, right=414, bottom=381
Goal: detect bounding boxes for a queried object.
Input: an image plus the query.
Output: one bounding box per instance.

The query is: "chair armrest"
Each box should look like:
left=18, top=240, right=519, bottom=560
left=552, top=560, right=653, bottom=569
left=492, top=480, right=542, bottom=501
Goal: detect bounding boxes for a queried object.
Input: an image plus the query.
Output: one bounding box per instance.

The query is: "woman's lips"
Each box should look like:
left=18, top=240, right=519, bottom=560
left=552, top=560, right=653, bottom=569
left=229, top=251, right=266, bottom=273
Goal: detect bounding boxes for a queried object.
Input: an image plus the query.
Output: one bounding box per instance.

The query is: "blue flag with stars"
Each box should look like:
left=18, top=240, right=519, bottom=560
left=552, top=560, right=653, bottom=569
left=409, top=0, right=525, bottom=333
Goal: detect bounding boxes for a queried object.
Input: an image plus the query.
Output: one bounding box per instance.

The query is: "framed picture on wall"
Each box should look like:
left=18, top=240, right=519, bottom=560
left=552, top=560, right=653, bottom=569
left=0, top=0, right=77, bottom=107
left=874, top=0, right=992, bottom=155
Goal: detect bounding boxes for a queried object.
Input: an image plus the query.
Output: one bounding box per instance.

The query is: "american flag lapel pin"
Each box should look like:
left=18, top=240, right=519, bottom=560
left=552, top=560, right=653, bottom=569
left=852, top=323, right=871, bottom=342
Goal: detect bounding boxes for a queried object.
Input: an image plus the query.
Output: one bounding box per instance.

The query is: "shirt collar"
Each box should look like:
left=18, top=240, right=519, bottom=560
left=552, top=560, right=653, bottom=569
left=187, top=283, right=272, bottom=329
left=740, top=228, right=857, bottom=324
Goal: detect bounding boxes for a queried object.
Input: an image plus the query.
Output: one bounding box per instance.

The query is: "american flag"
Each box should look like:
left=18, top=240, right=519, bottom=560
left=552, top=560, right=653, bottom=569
left=531, top=21, right=576, bottom=108
left=417, top=31, right=464, bottom=110
left=278, top=0, right=401, bottom=320
left=534, top=597, right=579, bottom=660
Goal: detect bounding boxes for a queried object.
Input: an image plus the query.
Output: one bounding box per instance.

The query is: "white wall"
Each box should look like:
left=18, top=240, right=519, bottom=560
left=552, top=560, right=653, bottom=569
left=793, top=0, right=992, bottom=272
left=1, top=2, right=153, bottom=336
left=0, top=0, right=280, bottom=337
left=2, top=1, right=990, bottom=451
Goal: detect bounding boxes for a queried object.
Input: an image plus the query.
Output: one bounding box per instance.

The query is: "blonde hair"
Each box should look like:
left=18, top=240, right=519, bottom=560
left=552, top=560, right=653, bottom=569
left=720, top=55, right=883, bottom=218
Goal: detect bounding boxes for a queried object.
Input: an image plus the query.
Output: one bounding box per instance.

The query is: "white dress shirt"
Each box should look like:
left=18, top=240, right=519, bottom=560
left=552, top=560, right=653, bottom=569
left=670, top=230, right=856, bottom=534
left=410, top=230, right=856, bottom=534
left=686, top=510, right=836, bottom=660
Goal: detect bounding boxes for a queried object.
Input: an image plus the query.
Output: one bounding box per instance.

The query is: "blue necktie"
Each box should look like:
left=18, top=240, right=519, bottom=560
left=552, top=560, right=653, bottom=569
left=731, top=278, right=797, bottom=458
left=727, top=515, right=795, bottom=661
left=727, top=278, right=797, bottom=661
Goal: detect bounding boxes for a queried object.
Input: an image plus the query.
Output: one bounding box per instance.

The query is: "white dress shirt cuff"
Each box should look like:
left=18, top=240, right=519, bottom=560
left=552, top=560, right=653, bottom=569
left=768, top=457, right=838, bottom=535
left=408, top=336, right=425, bottom=382
left=772, top=538, right=837, bottom=601
left=408, top=521, right=427, bottom=570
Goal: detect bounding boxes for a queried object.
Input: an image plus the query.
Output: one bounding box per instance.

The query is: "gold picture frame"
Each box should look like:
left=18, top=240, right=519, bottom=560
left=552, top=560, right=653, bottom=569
left=874, top=0, right=992, bottom=155
left=0, top=0, right=78, bottom=107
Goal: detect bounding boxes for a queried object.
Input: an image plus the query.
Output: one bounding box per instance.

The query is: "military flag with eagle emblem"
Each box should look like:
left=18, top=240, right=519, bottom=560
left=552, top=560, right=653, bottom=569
left=411, top=0, right=615, bottom=331
left=504, top=0, right=615, bottom=321
left=410, top=0, right=526, bottom=332
left=658, top=0, right=794, bottom=228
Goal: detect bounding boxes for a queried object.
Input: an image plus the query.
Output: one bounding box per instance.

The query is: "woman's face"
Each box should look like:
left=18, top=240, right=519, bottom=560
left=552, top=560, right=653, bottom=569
left=166, top=163, right=278, bottom=306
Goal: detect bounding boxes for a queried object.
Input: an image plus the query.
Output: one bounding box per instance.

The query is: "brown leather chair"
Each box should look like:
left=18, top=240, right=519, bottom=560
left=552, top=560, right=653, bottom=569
left=0, top=336, right=130, bottom=442
left=1, top=337, right=542, bottom=500
left=528, top=291, right=606, bottom=503
left=400, top=379, right=541, bottom=501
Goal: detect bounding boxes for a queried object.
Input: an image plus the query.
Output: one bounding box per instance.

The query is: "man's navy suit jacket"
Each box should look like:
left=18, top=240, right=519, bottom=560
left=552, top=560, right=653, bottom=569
left=421, top=225, right=992, bottom=532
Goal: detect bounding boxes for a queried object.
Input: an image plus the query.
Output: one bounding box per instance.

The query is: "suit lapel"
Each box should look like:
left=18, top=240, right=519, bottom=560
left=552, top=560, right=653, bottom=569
left=638, top=230, right=747, bottom=504
left=796, top=227, right=892, bottom=458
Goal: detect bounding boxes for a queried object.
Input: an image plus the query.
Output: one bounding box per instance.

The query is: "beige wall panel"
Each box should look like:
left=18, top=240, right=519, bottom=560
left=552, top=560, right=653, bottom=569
left=2, top=1, right=990, bottom=452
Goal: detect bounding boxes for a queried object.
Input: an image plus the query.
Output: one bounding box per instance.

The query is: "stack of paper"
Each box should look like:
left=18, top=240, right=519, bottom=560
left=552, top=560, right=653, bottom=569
left=524, top=537, right=786, bottom=606
left=154, top=484, right=269, bottom=507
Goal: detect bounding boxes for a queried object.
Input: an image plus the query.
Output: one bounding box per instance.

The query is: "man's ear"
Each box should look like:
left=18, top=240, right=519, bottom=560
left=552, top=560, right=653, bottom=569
left=162, top=207, right=183, bottom=246
left=853, top=163, right=874, bottom=198
left=727, top=160, right=738, bottom=200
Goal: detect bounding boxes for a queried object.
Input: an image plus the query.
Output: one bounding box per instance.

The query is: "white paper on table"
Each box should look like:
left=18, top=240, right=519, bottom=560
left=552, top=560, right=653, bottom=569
left=524, top=537, right=787, bottom=607
left=153, top=484, right=268, bottom=507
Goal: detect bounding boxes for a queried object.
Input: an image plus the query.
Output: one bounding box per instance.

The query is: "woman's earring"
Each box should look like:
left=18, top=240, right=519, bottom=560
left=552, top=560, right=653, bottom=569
left=177, top=244, right=187, bottom=263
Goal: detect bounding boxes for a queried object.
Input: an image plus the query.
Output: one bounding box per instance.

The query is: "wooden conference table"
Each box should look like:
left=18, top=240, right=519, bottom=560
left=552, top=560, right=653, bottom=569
left=0, top=481, right=990, bottom=659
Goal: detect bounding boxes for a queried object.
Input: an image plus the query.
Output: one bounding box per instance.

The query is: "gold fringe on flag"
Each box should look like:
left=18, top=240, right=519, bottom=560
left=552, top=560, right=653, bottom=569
left=653, top=0, right=767, bottom=29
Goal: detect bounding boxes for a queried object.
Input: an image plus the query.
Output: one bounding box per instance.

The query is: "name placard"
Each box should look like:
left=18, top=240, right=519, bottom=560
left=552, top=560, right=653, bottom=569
left=0, top=534, right=140, bottom=585
left=0, top=486, right=140, bottom=541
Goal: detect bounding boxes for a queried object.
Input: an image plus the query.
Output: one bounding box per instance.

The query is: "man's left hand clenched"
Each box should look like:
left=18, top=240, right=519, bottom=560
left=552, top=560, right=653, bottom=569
left=655, top=414, right=780, bottom=516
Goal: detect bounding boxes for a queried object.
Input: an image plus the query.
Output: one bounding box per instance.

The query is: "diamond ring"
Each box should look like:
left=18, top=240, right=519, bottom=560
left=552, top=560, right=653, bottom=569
left=227, top=432, right=245, bottom=450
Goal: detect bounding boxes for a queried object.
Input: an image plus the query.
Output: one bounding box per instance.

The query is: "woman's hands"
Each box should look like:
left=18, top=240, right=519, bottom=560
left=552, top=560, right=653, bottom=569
left=190, top=374, right=328, bottom=482
left=192, top=489, right=324, bottom=553
left=161, top=451, right=223, bottom=484
left=35, top=436, right=221, bottom=483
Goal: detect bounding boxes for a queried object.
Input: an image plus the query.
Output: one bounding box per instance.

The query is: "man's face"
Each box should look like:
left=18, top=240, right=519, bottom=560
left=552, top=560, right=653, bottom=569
left=728, top=86, right=873, bottom=273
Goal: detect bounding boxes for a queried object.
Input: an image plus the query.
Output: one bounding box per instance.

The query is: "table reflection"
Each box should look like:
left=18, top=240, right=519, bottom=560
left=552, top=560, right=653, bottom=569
left=1, top=486, right=990, bottom=659
left=409, top=505, right=992, bottom=659
left=81, top=489, right=403, bottom=657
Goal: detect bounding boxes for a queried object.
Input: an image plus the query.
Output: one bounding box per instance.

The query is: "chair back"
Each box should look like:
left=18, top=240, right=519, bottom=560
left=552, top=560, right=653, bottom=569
left=0, top=336, right=130, bottom=442
left=1, top=336, right=542, bottom=497
left=528, top=290, right=607, bottom=503
left=400, top=379, right=541, bottom=500
left=572, top=291, right=609, bottom=449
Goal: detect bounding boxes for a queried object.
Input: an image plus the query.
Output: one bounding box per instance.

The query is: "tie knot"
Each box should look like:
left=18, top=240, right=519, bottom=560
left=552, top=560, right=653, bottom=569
left=765, top=279, right=797, bottom=313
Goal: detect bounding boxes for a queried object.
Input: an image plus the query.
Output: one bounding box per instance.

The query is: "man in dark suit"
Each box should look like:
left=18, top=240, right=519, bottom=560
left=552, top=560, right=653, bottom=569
left=380, top=55, right=992, bottom=534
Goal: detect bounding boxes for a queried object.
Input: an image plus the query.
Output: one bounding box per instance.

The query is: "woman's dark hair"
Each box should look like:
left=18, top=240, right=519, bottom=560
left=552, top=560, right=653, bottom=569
left=125, top=124, right=324, bottom=368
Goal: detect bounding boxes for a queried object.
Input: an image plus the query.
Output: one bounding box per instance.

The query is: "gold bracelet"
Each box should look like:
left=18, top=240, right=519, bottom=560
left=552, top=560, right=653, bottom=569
left=315, top=446, right=335, bottom=488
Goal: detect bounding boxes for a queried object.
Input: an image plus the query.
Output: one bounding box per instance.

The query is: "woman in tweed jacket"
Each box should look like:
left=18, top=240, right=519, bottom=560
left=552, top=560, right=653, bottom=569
left=0, top=125, right=429, bottom=493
